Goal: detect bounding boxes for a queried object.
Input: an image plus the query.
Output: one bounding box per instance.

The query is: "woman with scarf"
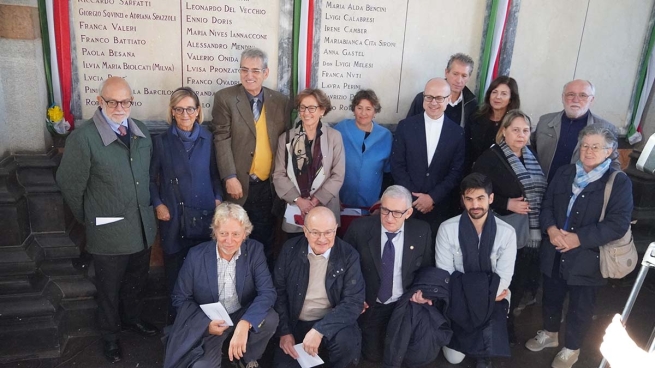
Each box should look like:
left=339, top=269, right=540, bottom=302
left=149, top=87, right=223, bottom=322
left=525, top=124, right=632, bottom=368
left=273, top=88, right=345, bottom=234
left=472, top=110, right=547, bottom=343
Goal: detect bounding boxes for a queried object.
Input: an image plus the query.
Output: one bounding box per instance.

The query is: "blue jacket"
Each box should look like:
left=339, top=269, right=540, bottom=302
left=149, top=124, right=223, bottom=254
left=274, top=236, right=365, bottom=340
left=391, top=113, right=465, bottom=209
left=165, top=239, right=276, bottom=368
left=334, top=119, right=392, bottom=207
left=540, top=165, right=633, bottom=286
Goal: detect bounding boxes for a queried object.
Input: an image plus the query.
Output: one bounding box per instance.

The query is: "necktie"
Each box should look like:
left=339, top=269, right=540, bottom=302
left=378, top=232, right=397, bottom=303
left=118, top=125, right=127, bottom=136
left=252, top=97, right=260, bottom=122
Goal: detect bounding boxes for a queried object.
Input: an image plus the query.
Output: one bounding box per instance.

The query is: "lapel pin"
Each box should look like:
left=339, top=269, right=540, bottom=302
left=410, top=246, right=414, bottom=250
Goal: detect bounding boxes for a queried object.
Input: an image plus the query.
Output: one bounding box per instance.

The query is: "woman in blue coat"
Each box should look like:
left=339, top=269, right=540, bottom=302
left=525, top=124, right=632, bottom=368
left=149, top=87, right=223, bottom=322
left=334, top=89, right=392, bottom=209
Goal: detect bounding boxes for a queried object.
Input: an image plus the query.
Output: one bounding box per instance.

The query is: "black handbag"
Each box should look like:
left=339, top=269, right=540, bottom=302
left=165, top=134, right=214, bottom=241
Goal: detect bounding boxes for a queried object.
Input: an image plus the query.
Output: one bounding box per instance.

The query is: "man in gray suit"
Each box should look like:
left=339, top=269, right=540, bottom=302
left=531, top=79, right=620, bottom=182
left=212, top=48, right=291, bottom=260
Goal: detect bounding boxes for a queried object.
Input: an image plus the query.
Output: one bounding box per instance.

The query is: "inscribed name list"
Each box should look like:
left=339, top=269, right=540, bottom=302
left=317, top=1, right=406, bottom=124
left=72, top=0, right=280, bottom=121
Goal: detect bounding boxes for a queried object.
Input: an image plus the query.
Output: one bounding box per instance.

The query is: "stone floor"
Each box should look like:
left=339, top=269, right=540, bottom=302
left=2, top=222, right=654, bottom=368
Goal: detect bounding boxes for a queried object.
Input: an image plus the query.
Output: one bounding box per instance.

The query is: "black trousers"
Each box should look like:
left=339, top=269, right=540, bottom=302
left=508, top=247, right=541, bottom=325
left=357, top=301, right=396, bottom=362
left=542, top=273, right=599, bottom=350
left=93, top=247, right=151, bottom=342
left=273, top=320, right=361, bottom=368
left=413, top=208, right=450, bottom=244
left=244, top=180, right=275, bottom=262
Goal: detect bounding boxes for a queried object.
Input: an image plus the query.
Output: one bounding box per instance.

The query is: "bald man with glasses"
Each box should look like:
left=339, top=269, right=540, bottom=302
left=344, top=185, right=434, bottom=363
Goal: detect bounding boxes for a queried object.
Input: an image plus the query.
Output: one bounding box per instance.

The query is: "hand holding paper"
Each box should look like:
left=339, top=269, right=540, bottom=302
left=293, top=343, right=324, bottom=368
left=200, top=302, right=234, bottom=326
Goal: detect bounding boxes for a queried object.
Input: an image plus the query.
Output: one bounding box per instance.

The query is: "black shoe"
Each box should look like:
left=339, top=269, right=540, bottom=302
left=103, top=340, right=122, bottom=363
left=476, top=358, right=492, bottom=368
left=122, top=320, right=159, bottom=337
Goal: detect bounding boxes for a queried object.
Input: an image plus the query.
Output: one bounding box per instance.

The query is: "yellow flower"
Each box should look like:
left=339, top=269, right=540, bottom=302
left=47, top=105, right=64, bottom=123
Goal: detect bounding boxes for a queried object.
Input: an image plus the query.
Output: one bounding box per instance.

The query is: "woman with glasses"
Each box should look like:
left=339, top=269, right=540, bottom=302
left=471, top=110, right=547, bottom=343
left=467, top=76, right=520, bottom=167
left=273, top=88, right=345, bottom=235
left=525, top=124, right=632, bottom=368
left=149, top=87, right=223, bottom=323
left=334, top=90, right=392, bottom=209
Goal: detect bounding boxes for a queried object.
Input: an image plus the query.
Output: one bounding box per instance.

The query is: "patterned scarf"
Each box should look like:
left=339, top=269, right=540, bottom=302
left=567, top=159, right=611, bottom=217
left=499, top=141, right=548, bottom=248
left=291, top=122, right=323, bottom=197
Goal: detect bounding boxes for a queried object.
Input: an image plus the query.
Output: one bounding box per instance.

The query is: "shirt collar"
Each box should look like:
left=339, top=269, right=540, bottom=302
left=308, top=245, right=331, bottom=260
left=100, top=108, right=128, bottom=134
left=381, top=222, right=405, bottom=238
left=424, top=112, right=445, bottom=124
left=448, top=92, right=463, bottom=107
left=246, top=89, right=264, bottom=105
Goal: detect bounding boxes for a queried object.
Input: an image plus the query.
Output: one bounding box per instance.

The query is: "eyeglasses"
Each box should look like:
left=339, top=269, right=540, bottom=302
left=564, top=92, right=593, bottom=101
left=304, top=227, right=337, bottom=239
left=299, top=105, right=319, bottom=113
left=101, top=97, right=133, bottom=108
left=380, top=207, right=409, bottom=219
left=580, top=143, right=610, bottom=153
left=172, top=107, right=198, bottom=115
left=239, top=67, right=265, bottom=75
left=217, top=231, right=244, bottom=239
left=423, top=94, right=450, bottom=103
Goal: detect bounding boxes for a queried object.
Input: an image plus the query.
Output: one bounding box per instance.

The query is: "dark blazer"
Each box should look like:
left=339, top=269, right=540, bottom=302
left=212, top=84, right=291, bottom=206
left=165, top=239, right=276, bottom=368
left=274, top=236, right=365, bottom=340
left=343, top=216, right=434, bottom=305
left=540, top=165, right=633, bottom=286
left=149, top=124, right=223, bottom=255
left=391, top=113, right=466, bottom=210
left=472, top=144, right=531, bottom=216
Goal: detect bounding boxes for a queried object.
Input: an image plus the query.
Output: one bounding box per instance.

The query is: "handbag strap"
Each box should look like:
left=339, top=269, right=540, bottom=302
left=490, top=144, right=527, bottom=197
left=599, top=171, right=621, bottom=222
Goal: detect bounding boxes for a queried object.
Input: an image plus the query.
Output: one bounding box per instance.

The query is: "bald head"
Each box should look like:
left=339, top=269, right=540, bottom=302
left=97, top=77, right=133, bottom=123
left=423, top=78, right=451, bottom=120
left=303, top=207, right=337, bottom=255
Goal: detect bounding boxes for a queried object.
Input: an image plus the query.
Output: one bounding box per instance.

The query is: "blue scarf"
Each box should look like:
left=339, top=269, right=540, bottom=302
left=174, top=122, right=201, bottom=158
left=566, top=159, right=611, bottom=217
left=458, top=211, right=497, bottom=273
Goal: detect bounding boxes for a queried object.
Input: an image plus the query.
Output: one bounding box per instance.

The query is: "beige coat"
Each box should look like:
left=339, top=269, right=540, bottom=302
left=273, top=124, right=345, bottom=232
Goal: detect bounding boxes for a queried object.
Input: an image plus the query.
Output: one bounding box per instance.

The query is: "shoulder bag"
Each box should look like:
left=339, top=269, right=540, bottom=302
left=599, top=171, right=638, bottom=279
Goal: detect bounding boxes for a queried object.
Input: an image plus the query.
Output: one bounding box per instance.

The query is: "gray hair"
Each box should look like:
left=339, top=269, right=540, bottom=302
left=562, top=80, right=596, bottom=96
left=447, top=53, right=474, bottom=73
left=578, top=123, right=618, bottom=152
left=241, top=48, right=268, bottom=70
left=211, top=203, right=254, bottom=238
left=496, top=109, right=532, bottom=144
left=381, top=185, right=413, bottom=209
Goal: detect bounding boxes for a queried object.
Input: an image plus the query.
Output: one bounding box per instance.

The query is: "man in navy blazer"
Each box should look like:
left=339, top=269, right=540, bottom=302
left=391, top=78, right=466, bottom=239
left=164, top=203, right=278, bottom=368
left=274, top=207, right=365, bottom=368
left=343, top=185, right=434, bottom=362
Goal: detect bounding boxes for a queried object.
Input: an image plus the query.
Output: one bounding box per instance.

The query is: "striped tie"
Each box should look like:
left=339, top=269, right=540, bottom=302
left=252, top=97, right=260, bottom=122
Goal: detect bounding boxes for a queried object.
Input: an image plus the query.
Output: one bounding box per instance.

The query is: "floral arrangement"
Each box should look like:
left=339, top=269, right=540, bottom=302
left=46, top=104, right=70, bottom=135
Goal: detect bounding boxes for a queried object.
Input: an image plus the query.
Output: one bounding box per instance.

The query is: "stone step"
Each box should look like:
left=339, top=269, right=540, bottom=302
left=0, top=315, right=60, bottom=363
left=0, top=275, right=33, bottom=296
left=0, top=246, right=35, bottom=277
left=0, top=295, right=55, bottom=321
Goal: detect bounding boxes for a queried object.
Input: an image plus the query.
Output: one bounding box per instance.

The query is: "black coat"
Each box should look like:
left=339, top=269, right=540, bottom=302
left=540, top=165, right=633, bottom=286
left=472, top=144, right=532, bottom=216
left=274, top=236, right=365, bottom=339
left=384, top=267, right=452, bottom=368
left=343, top=216, right=434, bottom=306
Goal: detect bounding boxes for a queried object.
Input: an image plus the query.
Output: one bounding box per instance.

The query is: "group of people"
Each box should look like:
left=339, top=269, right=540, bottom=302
left=54, top=46, right=634, bottom=368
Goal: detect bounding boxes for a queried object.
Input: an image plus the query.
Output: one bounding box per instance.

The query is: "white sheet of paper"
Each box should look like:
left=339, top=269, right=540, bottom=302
left=96, top=217, right=124, bottom=225
left=199, top=302, right=234, bottom=326
left=340, top=208, right=362, bottom=216
left=284, top=203, right=302, bottom=225
left=293, top=343, right=325, bottom=368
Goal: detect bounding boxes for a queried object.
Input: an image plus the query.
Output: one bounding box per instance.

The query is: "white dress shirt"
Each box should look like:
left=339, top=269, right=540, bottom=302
left=424, top=112, right=444, bottom=166
left=448, top=92, right=463, bottom=108
left=379, top=223, right=405, bottom=304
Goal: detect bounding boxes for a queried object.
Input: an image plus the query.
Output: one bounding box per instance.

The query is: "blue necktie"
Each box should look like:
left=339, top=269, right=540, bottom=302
left=378, top=232, right=397, bottom=303
left=252, top=97, right=260, bottom=122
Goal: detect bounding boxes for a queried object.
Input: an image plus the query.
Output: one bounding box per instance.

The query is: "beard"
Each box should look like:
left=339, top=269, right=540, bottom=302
left=467, top=207, right=488, bottom=220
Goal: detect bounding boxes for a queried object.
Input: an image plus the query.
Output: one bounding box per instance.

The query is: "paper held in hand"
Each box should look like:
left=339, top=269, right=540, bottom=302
left=293, top=343, right=324, bottom=368
left=199, top=302, right=234, bottom=326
